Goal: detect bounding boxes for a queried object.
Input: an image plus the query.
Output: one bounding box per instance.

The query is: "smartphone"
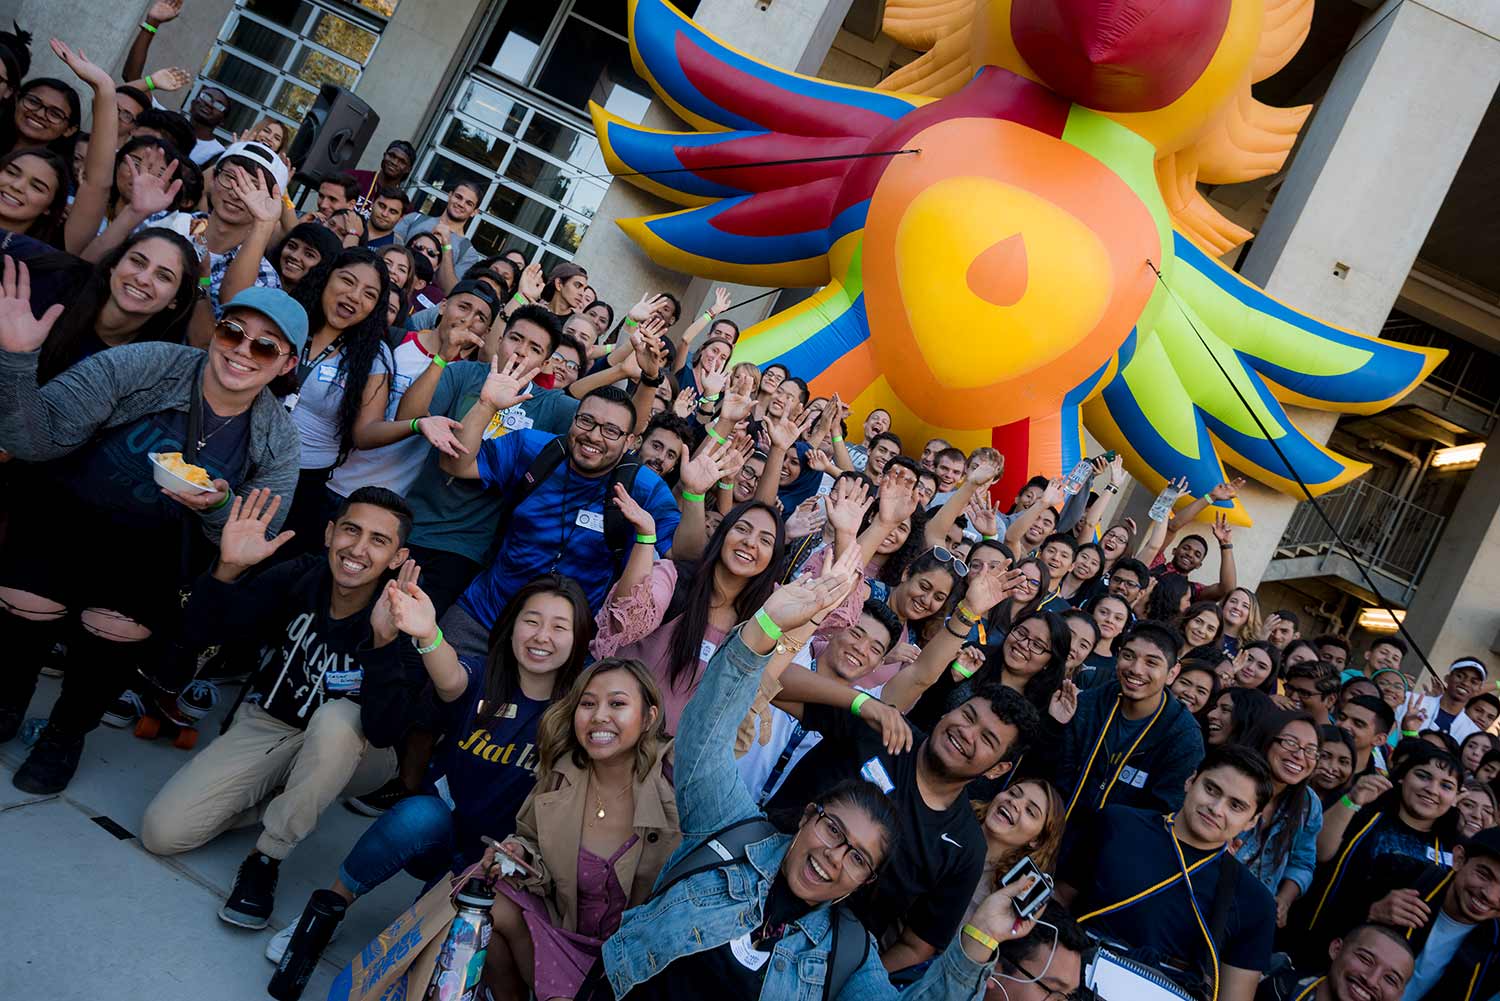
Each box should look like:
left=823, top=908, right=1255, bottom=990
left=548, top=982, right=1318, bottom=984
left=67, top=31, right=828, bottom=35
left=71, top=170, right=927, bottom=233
left=1001, top=856, right=1054, bottom=919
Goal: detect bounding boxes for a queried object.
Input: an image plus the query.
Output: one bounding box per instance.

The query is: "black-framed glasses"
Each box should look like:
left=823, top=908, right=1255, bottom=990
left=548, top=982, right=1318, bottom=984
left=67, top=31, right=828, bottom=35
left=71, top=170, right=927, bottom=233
left=20, top=92, right=69, bottom=126
left=809, top=804, right=875, bottom=882
left=572, top=412, right=628, bottom=441
left=928, top=546, right=969, bottom=578
left=1008, top=624, right=1052, bottom=658
left=117, top=107, right=138, bottom=128
left=993, top=954, right=1073, bottom=1001
left=1284, top=684, right=1324, bottom=703
left=215, top=319, right=290, bottom=361
left=1273, top=735, right=1319, bottom=761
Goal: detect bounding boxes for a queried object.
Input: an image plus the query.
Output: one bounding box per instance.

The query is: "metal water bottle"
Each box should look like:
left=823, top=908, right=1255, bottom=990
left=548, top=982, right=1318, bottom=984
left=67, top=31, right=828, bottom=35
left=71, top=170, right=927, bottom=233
left=422, top=877, right=495, bottom=1001
left=1062, top=460, right=1093, bottom=496
left=1147, top=482, right=1183, bottom=522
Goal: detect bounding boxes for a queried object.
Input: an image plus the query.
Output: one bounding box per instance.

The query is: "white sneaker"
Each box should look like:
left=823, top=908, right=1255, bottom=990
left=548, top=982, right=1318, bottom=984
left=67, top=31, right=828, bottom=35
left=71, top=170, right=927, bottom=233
left=265, top=918, right=343, bottom=964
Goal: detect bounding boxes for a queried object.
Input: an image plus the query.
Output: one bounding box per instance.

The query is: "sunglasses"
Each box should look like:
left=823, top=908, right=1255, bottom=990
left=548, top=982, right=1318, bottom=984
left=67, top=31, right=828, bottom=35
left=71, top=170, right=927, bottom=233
left=928, top=546, right=969, bottom=578
left=215, top=319, right=290, bottom=361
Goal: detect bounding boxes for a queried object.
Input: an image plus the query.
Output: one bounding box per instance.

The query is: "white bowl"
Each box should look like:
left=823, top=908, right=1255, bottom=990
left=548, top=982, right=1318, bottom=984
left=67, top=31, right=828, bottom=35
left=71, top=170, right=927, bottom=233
left=149, top=452, right=215, bottom=494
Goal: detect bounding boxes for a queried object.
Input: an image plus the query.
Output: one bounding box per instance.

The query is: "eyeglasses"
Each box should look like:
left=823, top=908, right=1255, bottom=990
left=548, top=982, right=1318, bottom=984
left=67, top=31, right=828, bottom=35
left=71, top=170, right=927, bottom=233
left=1009, top=626, right=1052, bottom=658
left=1285, top=684, right=1325, bottom=703
left=550, top=351, right=580, bottom=372
left=1273, top=735, right=1320, bottom=761
left=928, top=546, right=969, bottom=578
left=215, top=319, right=290, bottom=361
left=196, top=93, right=229, bottom=111
left=1112, top=577, right=1143, bottom=592
left=572, top=412, right=628, bottom=441
left=809, top=804, right=875, bottom=882
left=20, top=93, right=69, bottom=126
left=117, top=107, right=137, bottom=128
left=994, top=955, right=1071, bottom=1001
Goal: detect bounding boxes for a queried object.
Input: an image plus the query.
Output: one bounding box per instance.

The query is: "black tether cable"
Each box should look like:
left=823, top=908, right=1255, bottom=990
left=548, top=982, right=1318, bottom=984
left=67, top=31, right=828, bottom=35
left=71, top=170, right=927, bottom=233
left=1146, top=259, right=1437, bottom=678
left=582, top=147, right=920, bottom=184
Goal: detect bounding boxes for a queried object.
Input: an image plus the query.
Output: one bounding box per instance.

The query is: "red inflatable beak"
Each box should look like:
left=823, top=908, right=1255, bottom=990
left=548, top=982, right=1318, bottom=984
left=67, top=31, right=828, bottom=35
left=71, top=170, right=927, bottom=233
left=1010, top=0, right=1232, bottom=112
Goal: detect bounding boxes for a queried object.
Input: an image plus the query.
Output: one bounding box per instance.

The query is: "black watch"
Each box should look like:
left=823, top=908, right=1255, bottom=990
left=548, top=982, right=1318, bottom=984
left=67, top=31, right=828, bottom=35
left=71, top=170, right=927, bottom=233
left=640, top=371, right=664, bottom=388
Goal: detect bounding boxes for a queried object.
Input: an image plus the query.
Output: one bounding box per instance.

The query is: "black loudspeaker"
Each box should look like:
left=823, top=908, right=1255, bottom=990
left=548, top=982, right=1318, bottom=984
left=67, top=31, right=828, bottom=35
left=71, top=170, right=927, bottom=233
left=288, top=84, right=380, bottom=186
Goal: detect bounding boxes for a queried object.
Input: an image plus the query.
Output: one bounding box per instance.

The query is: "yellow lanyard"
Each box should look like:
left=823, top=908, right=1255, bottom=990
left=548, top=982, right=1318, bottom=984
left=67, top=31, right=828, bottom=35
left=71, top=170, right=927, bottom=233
left=1404, top=872, right=1454, bottom=940
left=1076, top=842, right=1221, bottom=923
left=1292, top=976, right=1325, bottom=1001
left=1307, top=812, right=1381, bottom=929
left=1064, top=691, right=1167, bottom=820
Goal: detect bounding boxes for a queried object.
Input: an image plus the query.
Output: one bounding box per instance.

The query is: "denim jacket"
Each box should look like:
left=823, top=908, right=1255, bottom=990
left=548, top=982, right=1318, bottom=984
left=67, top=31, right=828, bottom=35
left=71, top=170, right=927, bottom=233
left=600, top=625, right=996, bottom=1000
left=1234, top=785, right=1323, bottom=895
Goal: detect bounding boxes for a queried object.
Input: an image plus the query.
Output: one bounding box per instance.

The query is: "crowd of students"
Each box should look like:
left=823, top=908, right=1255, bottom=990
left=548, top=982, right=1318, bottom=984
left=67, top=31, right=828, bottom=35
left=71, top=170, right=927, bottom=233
left=1, top=16, right=1499, bottom=1001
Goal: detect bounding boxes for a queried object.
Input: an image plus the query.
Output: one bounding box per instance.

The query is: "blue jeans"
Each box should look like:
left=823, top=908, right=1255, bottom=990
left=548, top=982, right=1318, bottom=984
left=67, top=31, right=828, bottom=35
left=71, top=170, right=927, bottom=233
left=339, top=794, right=456, bottom=897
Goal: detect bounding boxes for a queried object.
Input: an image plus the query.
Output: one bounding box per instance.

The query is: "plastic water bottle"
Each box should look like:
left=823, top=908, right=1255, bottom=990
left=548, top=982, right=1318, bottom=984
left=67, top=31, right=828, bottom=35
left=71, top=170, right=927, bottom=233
left=423, top=877, right=496, bottom=1000
left=1062, top=460, right=1092, bottom=496
left=1148, top=482, right=1183, bottom=523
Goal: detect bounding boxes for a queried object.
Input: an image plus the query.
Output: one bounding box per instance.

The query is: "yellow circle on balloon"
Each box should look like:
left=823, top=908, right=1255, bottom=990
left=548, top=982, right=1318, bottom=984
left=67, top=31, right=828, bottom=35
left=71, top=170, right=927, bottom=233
left=893, top=175, right=1114, bottom=390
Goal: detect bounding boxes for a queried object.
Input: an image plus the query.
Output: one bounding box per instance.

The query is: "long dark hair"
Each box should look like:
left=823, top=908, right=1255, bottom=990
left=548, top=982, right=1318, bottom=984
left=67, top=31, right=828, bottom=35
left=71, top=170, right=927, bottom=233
left=272, top=221, right=341, bottom=289
left=36, top=227, right=198, bottom=383
left=1007, top=610, right=1071, bottom=713
left=1315, top=723, right=1358, bottom=807
left=1214, top=686, right=1275, bottom=747
left=1061, top=542, right=1105, bottom=600
left=988, top=557, right=1051, bottom=634
left=1145, top=572, right=1192, bottom=622
left=892, top=549, right=966, bottom=631
left=292, top=247, right=392, bottom=462
left=860, top=502, right=929, bottom=587
left=664, top=501, right=786, bottom=691
left=1247, top=709, right=1317, bottom=872
left=13, top=78, right=80, bottom=160
left=0, top=147, right=68, bottom=246
left=478, top=575, right=593, bottom=726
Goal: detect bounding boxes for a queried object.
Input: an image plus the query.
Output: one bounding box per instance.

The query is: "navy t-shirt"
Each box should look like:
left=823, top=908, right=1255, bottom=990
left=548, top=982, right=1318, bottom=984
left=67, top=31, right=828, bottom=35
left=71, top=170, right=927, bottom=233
left=1062, top=805, right=1277, bottom=975
left=54, top=406, right=250, bottom=529
left=434, top=658, right=549, bottom=863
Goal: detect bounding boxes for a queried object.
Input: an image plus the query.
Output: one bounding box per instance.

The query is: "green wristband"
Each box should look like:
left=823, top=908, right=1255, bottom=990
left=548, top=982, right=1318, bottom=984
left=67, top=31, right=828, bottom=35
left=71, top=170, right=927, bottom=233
left=410, top=418, right=421, bottom=434
left=635, top=533, right=657, bottom=545
left=431, top=354, right=447, bottom=369
left=981, top=533, right=999, bottom=541
left=510, top=293, right=527, bottom=306
left=718, top=481, right=733, bottom=490
left=210, top=487, right=233, bottom=511
left=623, top=316, right=640, bottom=329
left=141, top=22, right=158, bottom=34
left=705, top=428, right=727, bottom=444
left=754, top=607, right=783, bottom=641
left=701, top=393, right=722, bottom=403
left=198, top=276, right=212, bottom=288
left=1400, top=729, right=1419, bottom=738
left=700, top=311, right=713, bottom=324
left=1340, top=795, right=1359, bottom=811
left=144, top=75, right=156, bottom=91
left=832, top=435, right=844, bottom=444
left=681, top=490, right=706, bottom=503
left=851, top=692, right=871, bottom=717
left=951, top=659, right=975, bottom=680
left=414, top=626, right=444, bottom=655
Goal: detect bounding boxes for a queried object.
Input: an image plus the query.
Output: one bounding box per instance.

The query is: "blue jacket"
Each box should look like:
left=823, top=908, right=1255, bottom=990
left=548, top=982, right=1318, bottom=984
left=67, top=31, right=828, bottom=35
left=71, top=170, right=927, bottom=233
left=1235, top=785, right=1323, bottom=895
left=600, top=627, right=996, bottom=1000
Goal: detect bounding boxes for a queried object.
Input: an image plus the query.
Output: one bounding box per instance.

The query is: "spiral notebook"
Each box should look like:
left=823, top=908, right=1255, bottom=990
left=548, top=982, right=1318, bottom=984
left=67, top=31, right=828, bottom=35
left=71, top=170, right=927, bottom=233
left=1086, top=949, right=1196, bottom=1001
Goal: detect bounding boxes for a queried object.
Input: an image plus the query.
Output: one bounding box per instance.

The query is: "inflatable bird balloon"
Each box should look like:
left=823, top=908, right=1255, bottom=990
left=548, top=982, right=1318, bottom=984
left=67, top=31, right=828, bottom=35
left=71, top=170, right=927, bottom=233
left=591, top=0, right=1443, bottom=517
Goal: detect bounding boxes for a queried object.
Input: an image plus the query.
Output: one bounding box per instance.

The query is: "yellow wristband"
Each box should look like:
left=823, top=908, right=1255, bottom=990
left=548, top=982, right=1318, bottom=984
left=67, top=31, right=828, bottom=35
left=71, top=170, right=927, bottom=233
left=962, top=924, right=999, bottom=953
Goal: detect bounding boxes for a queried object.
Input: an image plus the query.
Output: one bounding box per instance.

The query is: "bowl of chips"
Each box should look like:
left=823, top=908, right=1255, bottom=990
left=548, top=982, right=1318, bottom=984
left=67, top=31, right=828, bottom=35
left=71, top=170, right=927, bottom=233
left=150, top=452, right=216, bottom=494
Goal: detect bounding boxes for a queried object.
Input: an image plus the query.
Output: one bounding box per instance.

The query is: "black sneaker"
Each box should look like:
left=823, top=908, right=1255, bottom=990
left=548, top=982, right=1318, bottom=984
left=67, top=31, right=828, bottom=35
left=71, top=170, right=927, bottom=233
left=101, top=689, right=146, bottom=729
left=12, top=726, right=84, bottom=794
left=220, top=851, right=280, bottom=929
left=0, top=706, right=22, bottom=743
left=344, top=777, right=413, bottom=818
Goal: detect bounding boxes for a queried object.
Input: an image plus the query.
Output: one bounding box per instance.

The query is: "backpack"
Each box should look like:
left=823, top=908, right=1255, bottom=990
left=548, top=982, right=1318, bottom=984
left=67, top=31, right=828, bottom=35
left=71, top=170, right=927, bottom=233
left=491, top=436, right=642, bottom=567
left=649, top=817, right=869, bottom=1001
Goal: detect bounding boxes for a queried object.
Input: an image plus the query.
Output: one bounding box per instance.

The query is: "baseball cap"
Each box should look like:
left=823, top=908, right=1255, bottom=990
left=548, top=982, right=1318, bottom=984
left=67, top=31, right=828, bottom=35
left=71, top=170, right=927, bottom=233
left=447, top=279, right=500, bottom=316
left=221, top=287, right=309, bottom=354
left=219, top=140, right=290, bottom=194
left=1461, top=827, right=1500, bottom=863
left=1451, top=657, right=1488, bottom=681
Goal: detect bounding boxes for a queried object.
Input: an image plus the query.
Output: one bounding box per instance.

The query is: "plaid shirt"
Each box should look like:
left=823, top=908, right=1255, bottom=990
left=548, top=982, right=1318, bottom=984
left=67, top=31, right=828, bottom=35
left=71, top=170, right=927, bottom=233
left=143, top=211, right=281, bottom=319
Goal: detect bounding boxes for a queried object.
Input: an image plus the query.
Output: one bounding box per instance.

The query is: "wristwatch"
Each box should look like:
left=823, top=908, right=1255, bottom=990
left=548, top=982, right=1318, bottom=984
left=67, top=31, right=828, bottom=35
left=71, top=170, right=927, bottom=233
left=640, top=371, right=664, bottom=388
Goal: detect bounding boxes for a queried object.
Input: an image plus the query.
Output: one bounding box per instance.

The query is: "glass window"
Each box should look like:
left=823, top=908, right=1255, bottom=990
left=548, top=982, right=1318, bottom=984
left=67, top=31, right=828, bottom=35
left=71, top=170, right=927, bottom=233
left=224, top=18, right=298, bottom=66
left=439, top=120, right=510, bottom=172
left=291, top=46, right=360, bottom=90
left=551, top=213, right=588, bottom=253
left=459, top=80, right=527, bottom=137
left=271, top=79, right=318, bottom=121
left=243, top=0, right=314, bottom=31
left=534, top=16, right=653, bottom=122
left=477, top=2, right=559, bottom=83
left=419, top=153, right=488, bottom=196
left=485, top=181, right=555, bottom=238
left=204, top=50, right=280, bottom=103
left=309, top=12, right=377, bottom=62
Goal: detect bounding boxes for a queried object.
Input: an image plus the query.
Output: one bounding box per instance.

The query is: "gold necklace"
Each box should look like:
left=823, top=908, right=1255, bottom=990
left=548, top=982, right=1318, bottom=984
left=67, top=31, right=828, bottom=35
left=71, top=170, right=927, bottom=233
left=590, top=769, right=631, bottom=820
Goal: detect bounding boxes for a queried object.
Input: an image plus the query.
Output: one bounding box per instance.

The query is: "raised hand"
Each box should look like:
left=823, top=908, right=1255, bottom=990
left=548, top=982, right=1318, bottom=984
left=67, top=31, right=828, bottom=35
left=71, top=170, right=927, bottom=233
left=966, top=457, right=1001, bottom=487
left=784, top=497, right=826, bottom=540
left=1400, top=691, right=1426, bottom=732
left=384, top=562, right=437, bottom=644
left=825, top=476, right=873, bottom=538
left=1041, top=477, right=1068, bottom=509
left=1211, top=512, right=1233, bottom=546
left=518, top=263, right=545, bottom=303
left=1109, top=452, right=1126, bottom=486
left=964, top=491, right=999, bottom=538
left=1259, top=612, right=1284, bottom=642
left=857, top=697, right=913, bottom=755
left=1049, top=679, right=1079, bottom=724
left=968, top=875, right=1042, bottom=951
left=759, top=558, right=858, bottom=635
left=612, top=482, right=656, bottom=537
left=480, top=352, right=538, bottom=411
left=1209, top=477, right=1246, bottom=502
left=963, top=567, right=1029, bottom=616
left=696, top=355, right=729, bottom=398
left=216, top=488, right=295, bottom=571
left=953, top=645, right=985, bottom=681
left=670, top=387, right=698, bottom=419
left=415, top=416, right=469, bottom=459
left=876, top=473, right=919, bottom=528
left=51, top=39, right=113, bottom=91
left=124, top=152, right=182, bottom=215
left=144, top=66, right=192, bottom=92
left=1421, top=674, right=1443, bottom=698
left=222, top=163, right=281, bottom=223
left=370, top=560, right=419, bottom=646
left=766, top=405, right=806, bottom=452
left=717, top=432, right=755, bottom=483
left=708, top=286, right=731, bottom=318
left=0, top=259, right=62, bottom=354
left=805, top=448, right=837, bottom=475
left=438, top=321, right=485, bottom=362
left=679, top=435, right=735, bottom=497
left=147, top=0, right=183, bottom=24
left=1348, top=772, right=1392, bottom=807
left=626, top=291, right=657, bottom=324
left=719, top=370, right=757, bottom=422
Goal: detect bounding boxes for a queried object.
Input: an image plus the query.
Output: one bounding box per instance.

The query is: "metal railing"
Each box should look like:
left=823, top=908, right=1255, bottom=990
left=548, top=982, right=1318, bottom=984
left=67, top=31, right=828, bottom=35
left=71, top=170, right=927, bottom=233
left=1274, top=480, right=1446, bottom=597
left=1383, top=312, right=1500, bottom=431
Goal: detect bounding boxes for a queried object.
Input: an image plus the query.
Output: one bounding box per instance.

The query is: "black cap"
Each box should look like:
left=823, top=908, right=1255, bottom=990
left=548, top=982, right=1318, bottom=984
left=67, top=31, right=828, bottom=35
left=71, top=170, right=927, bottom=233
left=448, top=279, right=499, bottom=315
left=1462, top=827, right=1500, bottom=863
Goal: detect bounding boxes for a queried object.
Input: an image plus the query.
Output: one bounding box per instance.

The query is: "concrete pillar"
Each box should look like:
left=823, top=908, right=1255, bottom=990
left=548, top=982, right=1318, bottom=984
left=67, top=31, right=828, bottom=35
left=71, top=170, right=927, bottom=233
left=574, top=0, right=854, bottom=333
left=1232, top=0, right=1500, bottom=588
left=1403, top=429, right=1500, bottom=678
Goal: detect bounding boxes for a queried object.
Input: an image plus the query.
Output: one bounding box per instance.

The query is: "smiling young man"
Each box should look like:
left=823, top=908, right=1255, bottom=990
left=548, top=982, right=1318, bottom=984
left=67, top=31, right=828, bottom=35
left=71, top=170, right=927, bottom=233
left=845, top=408, right=891, bottom=471
left=1255, top=923, right=1415, bottom=1001
left=1337, top=694, right=1395, bottom=780
left=1057, top=744, right=1278, bottom=1001
left=635, top=413, right=691, bottom=483
left=140, top=486, right=424, bottom=930
left=186, top=85, right=229, bottom=165
left=394, top=179, right=485, bottom=292
left=0, top=283, right=304, bottom=794
left=349, top=139, right=415, bottom=212
left=1410, top=657, right=1489, bottom=742
left=1057, top=621, right=1206, bottom=823
left=1346, top=636, right=1407, bottom=684
left=765, top=665, right=1041, bottom=973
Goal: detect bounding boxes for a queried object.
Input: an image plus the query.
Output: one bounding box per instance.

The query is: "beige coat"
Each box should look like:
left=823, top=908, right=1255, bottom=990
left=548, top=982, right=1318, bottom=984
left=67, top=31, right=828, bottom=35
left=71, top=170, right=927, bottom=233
left=508, top=741, right=680, bottom=932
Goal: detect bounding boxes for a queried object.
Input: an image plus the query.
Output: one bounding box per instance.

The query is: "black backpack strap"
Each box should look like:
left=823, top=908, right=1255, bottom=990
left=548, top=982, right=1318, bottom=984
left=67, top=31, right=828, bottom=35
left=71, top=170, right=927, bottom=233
left=650, top=817, right=781, bottom=900
left=1205, top=854, right=1240, bottom=972
left=604, top=459, right=643, bottom=561
left=493, top=435, right=567, bottom=530
left=825, top=905, right=869, bottom=1001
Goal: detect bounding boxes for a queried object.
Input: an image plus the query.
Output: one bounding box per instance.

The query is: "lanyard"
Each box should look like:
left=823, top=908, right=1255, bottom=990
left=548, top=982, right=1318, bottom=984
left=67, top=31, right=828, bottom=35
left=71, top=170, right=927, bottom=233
left=1064, top=691, right=1167, bottom=820
left=1077, top=819, right=1225, bottom=925
left=1404, top=871, right=1454, bottom=940
left=1292, top=976, right=1324, bottom=1001
left=1164, top=815, right=1221, bottom=1001
left=1307, top=811, right=1381, bottom=929
left=296, top=333, right=345, bottom=388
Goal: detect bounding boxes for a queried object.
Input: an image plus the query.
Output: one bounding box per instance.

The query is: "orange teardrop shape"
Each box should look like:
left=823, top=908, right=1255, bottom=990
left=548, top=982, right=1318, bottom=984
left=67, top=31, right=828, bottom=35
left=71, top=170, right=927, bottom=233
left=967, top=232, right=1030, bottom=307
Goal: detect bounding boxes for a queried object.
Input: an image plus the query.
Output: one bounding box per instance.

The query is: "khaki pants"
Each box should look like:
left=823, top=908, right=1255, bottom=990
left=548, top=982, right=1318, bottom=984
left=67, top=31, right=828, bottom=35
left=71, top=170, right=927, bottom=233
left=141, top=699, right=396, bottom=860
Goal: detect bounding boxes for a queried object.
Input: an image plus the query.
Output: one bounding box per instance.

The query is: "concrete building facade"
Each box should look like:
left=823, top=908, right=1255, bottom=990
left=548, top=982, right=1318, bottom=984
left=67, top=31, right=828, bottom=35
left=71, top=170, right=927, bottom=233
left=15, top=0, right=1500, bottom=679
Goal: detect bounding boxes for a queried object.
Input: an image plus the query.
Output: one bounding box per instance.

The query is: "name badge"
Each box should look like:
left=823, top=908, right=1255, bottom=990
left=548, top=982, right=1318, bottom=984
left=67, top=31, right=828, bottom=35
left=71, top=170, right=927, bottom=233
left=860, top=756, right=894, bottom=794
left=324, top=669, right=363, bottom=693
left=575, top=510, right=604, bottom=533
left=699, top=639, right=717, bottom=663
left=728, top=932, right=773, bottom=971
left=1427, top=847, right=1454, bottom=867
left=317, top=363, right=341, bottom=384
left=1118, top=765, right=1149, bottom=789
left=502, top=407, right=534, bottom=432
